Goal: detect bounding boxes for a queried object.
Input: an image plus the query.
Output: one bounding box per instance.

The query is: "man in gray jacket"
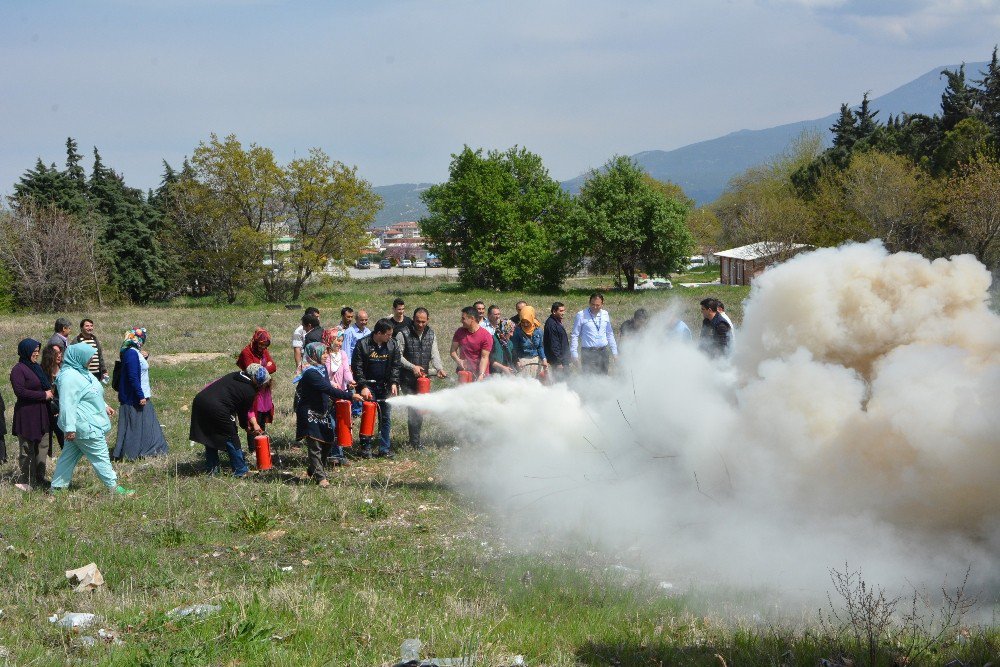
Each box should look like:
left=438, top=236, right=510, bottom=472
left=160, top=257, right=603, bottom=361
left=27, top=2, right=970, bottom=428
left=395, top=308, right=447, bottom=450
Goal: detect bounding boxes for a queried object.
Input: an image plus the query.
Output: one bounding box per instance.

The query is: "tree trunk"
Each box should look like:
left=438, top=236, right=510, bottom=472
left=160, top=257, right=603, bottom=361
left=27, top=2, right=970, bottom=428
left=624, top=264, right=636, bottom=291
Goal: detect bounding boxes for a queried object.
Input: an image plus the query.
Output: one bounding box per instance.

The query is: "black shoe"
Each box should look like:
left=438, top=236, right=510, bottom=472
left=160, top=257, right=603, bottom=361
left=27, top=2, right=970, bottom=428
left=375, top=451, right=394, bottom=459
left=361, top=447, right=373, bottom=459
left=410, top=441, right=424, bottom=451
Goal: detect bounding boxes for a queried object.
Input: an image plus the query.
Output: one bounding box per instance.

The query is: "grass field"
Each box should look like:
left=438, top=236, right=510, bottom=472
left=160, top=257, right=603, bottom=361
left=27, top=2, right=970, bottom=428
left=0, top=273, right=995, bottom=666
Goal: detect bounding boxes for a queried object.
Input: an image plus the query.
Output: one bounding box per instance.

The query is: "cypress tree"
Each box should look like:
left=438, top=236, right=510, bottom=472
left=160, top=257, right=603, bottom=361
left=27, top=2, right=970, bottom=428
left=940, top=64, right=977, bottom=132
left=973, top=46, right=1000, bottom=136
left=856, top=92, right=880, bottom=140
left=831, top=104, right=858, bottom=150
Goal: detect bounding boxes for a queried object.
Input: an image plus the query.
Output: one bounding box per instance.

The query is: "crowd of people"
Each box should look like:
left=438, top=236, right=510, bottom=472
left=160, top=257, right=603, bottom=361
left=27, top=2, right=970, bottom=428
left=3, top=295, right=734, bottom=493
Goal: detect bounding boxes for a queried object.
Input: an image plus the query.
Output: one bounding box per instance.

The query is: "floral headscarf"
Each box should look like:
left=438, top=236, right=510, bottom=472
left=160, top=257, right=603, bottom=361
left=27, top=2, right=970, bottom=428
left=121, top=327, right=148, bottom=352
left=303, top=341, right=327, bottom=367
left=250, top=327, right=271, bottom=355
left=518, top=306, right=541, bottom=335
left=244, top=362, right=270, bottom=387
left=321, top=327, right=343, bottom=349
left=498, top=318, right=516, bottom=340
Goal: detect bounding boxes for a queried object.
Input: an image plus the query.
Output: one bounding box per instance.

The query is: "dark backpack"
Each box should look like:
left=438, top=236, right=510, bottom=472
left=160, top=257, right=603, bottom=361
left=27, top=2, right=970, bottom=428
left=111, top=360, right=122, bottom=391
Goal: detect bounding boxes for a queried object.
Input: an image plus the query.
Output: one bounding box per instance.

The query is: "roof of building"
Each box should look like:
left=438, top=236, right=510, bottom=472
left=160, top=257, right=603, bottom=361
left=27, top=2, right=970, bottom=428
left=713, top=242, right=810, bottom=261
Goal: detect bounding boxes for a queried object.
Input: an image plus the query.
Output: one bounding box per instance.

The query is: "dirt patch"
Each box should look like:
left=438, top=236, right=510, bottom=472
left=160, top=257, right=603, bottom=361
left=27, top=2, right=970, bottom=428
left=154, top=352, right=228, bottom=365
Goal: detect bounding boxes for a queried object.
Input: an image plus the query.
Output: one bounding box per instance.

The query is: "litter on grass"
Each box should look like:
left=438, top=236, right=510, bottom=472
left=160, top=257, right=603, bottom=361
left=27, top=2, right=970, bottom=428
left=50, top=612, right=98, bottom=629
left=66, top=563, right=105, bottom=592
left=167, top=603, right=221, bottom=619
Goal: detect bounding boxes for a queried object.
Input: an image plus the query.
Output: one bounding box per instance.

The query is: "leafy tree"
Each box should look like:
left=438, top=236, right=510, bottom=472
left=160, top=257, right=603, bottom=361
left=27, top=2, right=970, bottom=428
left=935, top=117, right=993, bottom=173
left=947, top=156, right=1000, bottom=269
left=190, top=134, right=287, bottom=301
left=686, top=206, right=723, bottom=255
left=281, top=148, right=381, bottom=299
left=420, top=146, right=586, bottom=291
left=578, top=156, right=692, bottom=290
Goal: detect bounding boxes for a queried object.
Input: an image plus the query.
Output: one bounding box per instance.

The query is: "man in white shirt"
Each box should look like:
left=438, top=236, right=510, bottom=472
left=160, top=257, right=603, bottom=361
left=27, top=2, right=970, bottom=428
left=570, top=293, right=618, bottom=374
left=717, top=301, right=736, bottom=344
left=292, top=307, right=320, bottom=369
left=481, top=305, right=501, bottom=337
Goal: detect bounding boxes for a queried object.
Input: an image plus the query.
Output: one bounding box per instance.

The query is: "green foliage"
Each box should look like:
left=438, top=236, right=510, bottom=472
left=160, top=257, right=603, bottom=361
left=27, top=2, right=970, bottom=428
left=229, top=505, right=276, bottom=534
left=420, top=145, right=586, bottom=291
left=578, top=156, right=692, bottom=290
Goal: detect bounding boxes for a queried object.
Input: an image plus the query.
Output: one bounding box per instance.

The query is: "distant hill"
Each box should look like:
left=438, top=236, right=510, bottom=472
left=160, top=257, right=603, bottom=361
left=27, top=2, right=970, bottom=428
left=373, top=183, right=433, bottom=228
left=561, top=61, right=988, bottom=205
left=373, top=61, right=989, bottom=219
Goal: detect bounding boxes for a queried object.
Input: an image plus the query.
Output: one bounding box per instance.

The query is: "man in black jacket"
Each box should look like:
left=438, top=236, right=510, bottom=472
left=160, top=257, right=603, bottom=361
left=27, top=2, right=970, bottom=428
left=699, top=298, right=732, bottom=358
left=351, top=318, right=402, bottom=458
left=395, top=308, right=446, bottom=450
left=543, top=302, right=569, bottom=379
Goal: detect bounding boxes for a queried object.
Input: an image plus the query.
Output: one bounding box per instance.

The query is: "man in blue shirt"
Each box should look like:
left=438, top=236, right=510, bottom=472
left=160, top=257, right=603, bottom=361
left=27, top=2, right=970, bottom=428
left=570, top=293, right=618, bottom=374
left=342, top=309, right=371, bottom=363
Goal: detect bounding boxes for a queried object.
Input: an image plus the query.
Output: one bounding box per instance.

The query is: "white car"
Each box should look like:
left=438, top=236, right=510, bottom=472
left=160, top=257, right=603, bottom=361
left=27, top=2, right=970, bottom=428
left=635, top=277, right=672, bottom=290
left=687, top=255, right=706, bottom=270
left=400, top=259, right=413, bottom=268
left=414, top=260, right=428, bottom=268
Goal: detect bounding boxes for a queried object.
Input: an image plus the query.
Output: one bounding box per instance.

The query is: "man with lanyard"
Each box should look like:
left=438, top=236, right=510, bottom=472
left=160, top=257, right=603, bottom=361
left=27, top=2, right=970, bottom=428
left=351, top=319, right=402, bottom=459
left=570, top=293, right=618, bottom=374
left=388, top=298, right=412, bottom=337
left=450, top=306, right=493, bottom=380
left=395, top=307, right=447, bottom=450
left=543, top=302, right=569, bottom=378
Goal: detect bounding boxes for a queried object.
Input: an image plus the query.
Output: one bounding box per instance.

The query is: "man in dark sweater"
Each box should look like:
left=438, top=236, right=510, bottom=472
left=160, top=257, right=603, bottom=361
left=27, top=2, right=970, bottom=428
left=699, top=298, right=732, bottom=357
left=543, top=301, right=569, bottom=378
left=351, top=318, right=402, bottom=458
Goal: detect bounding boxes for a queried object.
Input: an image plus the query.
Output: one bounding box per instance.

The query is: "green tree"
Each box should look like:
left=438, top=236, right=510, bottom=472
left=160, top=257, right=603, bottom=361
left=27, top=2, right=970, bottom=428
left=831, top=103, right=858, bottom=150
left=281, top=148, right=381, bottom=299
left=935, top=117, right=993, bottom=173
left=940, top=64, right=978, bottom=132
left=420, top=146, right=586, bottom=291
left=947, top=156, right=1000, bottom=269
left=578, top=156, right=692, bottom=290
left=973, top=47, right=1000, bottom=138
left=89, top=149, right=170, bottom=303
left=190, top=134, right=287, bottom=300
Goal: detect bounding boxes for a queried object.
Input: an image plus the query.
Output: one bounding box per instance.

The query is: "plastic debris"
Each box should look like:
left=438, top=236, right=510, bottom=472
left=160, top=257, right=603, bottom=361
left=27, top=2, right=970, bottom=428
left=78, top=636, right=97, bottom=647
left=167, top=603, right=221, bottom=619
left=280, top=566, right=293, bottom=572
left=50, top=612, right=98, bottom=629
left=658, top=581, right=674, bottom=590
left=66, top=563, right=105, bottom=592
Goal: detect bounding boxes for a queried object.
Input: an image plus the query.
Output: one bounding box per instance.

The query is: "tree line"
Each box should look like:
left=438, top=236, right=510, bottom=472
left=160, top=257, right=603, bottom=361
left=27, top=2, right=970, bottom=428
left=1, top=135, right=381, bottom=310
left=714, top=48, right=1000, bottom=271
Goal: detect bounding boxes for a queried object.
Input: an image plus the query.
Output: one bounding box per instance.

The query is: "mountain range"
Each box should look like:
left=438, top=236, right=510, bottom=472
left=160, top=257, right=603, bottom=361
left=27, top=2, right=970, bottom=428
left=373, top=61, right=988, bottom=226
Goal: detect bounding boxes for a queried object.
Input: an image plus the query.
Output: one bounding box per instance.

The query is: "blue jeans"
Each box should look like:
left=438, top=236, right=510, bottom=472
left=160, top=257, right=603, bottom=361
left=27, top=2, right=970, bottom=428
left=205, top=440, right=248, bottom=477
left=371, top=387, right=392, bottom=454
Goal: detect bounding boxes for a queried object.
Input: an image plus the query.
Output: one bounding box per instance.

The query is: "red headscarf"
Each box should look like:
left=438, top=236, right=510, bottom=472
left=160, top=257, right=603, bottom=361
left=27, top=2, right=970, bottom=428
left=238, top=327, right=276, bottom=374
left=251, top=328, right=271, bottom=355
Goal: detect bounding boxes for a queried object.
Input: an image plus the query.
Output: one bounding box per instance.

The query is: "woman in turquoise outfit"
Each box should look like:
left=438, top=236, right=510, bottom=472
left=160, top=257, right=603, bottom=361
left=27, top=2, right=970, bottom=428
left=51, top=343, right=134, bottom=496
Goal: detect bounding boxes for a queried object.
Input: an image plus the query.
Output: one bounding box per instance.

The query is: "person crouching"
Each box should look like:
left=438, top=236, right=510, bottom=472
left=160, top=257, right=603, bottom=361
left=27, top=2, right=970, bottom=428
left=296, top=342, right=362, bottom=487
left=190, top=363, right=270, bottom=478
left=50, top=343, right=134, bottom=496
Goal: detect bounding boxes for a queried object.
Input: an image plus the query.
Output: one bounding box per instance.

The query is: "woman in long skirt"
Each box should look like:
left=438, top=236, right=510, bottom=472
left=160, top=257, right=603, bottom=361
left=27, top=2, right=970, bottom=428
left=296, top=342, right=361, bottom=486
left=113, top=327, right=168, bottom=460
left=10, top=339, right=53, bottom=490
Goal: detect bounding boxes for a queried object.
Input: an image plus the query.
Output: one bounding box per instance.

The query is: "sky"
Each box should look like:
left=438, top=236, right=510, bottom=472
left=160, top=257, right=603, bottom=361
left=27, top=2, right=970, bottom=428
left=1, top=0, right=998, bottom=194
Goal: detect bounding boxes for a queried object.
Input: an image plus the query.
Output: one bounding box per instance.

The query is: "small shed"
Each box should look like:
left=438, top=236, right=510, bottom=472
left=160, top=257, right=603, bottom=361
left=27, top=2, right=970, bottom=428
left=713, top=242, right=810, bottom=286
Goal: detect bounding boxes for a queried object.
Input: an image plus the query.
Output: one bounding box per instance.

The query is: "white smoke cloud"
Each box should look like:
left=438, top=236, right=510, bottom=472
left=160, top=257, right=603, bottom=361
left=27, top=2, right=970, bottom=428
left=392, top=241, right=1000, bottom=608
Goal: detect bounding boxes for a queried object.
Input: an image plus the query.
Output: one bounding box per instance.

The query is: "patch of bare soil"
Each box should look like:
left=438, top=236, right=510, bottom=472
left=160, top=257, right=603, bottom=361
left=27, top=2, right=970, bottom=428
left=154, top=352, right=227, bottom=365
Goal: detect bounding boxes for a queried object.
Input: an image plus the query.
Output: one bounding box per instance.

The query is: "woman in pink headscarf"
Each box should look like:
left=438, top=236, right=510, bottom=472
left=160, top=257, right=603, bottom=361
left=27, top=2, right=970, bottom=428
left=321, top=327, right=355, bottom=392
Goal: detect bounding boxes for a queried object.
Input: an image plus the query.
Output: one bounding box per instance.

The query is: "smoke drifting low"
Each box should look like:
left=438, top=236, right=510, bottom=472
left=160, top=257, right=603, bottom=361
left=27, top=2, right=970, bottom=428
left=392, top=242, right=1000, bottom=604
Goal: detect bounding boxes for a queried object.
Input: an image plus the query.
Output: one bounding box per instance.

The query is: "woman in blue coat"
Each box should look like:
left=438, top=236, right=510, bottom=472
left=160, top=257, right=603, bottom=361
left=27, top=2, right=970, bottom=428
left=113, top=327, right=168, bottom=460
left=51, top=343, right=133, bottom=495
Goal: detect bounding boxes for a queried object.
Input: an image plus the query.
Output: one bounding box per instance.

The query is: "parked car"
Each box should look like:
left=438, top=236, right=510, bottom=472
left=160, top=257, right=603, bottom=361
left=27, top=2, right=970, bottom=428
left=427, top=258, right=443, bottom=268
left=400, top=259, right=413, bottom=268
left=687, top=255, right=706, bottom=270
left=356, top=258, right=371, bottom=269
left=379, top=259, right=392, bottom=269
left=414, top=260, right=427, bottom=268
left=635, top=277, right=672, bottom=290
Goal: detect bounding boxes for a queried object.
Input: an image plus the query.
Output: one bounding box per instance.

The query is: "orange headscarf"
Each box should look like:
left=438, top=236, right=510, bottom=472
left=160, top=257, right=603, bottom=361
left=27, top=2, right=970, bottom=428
left=518, top=305, right=541, bottom=335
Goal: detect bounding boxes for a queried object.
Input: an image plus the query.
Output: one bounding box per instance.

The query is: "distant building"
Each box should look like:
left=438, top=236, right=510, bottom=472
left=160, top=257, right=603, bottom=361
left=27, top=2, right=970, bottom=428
left=377, top=221, right=428, bottom=259
left=714, top=242, right=810, bottom=286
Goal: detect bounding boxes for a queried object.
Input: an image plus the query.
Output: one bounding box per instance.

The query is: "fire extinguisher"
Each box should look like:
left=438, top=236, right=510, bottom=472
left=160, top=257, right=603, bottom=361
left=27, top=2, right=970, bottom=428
left=457, top=370, right=473, bottom=384
left=416, top=376, right=431, bottom=394
left=334, top=399, right=353, bottom=448
left=254, top=433, right=273, bottom=471
left=359, top=401, right=378, bottom=447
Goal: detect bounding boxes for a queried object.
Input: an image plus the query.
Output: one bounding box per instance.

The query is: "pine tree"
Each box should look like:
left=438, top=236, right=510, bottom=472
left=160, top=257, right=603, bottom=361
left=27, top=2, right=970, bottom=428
left=973, top=46, right=1000, bottom=136
left=831, top=104, right=858, bottom=149
left=940, top=64, right=978, bottom=132
left=65, top=138, right=87, bottom=190
left=856, top=92, right=880, bottom=140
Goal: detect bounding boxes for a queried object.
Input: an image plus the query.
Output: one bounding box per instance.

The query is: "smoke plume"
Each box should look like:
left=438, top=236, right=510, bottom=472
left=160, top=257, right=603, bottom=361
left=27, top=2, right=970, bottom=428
left=392, top=241, right=1000, bottom=606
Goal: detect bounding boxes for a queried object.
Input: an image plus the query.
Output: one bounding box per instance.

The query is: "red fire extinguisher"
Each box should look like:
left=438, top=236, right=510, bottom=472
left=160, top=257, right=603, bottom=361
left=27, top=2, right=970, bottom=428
left=359, top=401, right=378, bottom=445
left=416, top=376, right=431, bottom=394
left=457, top=370, right=473, bottom=384
left=254, top=434, right=273, bottom=471
left=334, top=399, right=353, bottom=448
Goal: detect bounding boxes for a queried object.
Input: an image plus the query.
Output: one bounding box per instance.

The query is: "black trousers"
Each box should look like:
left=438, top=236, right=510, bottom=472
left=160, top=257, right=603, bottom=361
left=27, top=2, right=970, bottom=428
left=580, top=346, right=610, bottom=375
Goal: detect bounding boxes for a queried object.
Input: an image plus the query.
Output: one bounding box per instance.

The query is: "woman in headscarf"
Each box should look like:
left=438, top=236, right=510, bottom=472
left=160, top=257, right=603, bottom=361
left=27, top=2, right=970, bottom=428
left=296, top=342, right=362, bottom=487
left=114, top=327, right=169, bottom=460
left=489, top=319, right=517, bottom=375
left=41, top=344, right=65, bottom=453
left=189, top=363, right=270, bottom=477
left=321, top=327, right=354, bottom=392
left=510, top=305, right=547, bottom=378
left=236, top=327, right=277, bottom=450
left=10, top=339, right=54, bottom=490
left=51, top=343, right=133, bottom=496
